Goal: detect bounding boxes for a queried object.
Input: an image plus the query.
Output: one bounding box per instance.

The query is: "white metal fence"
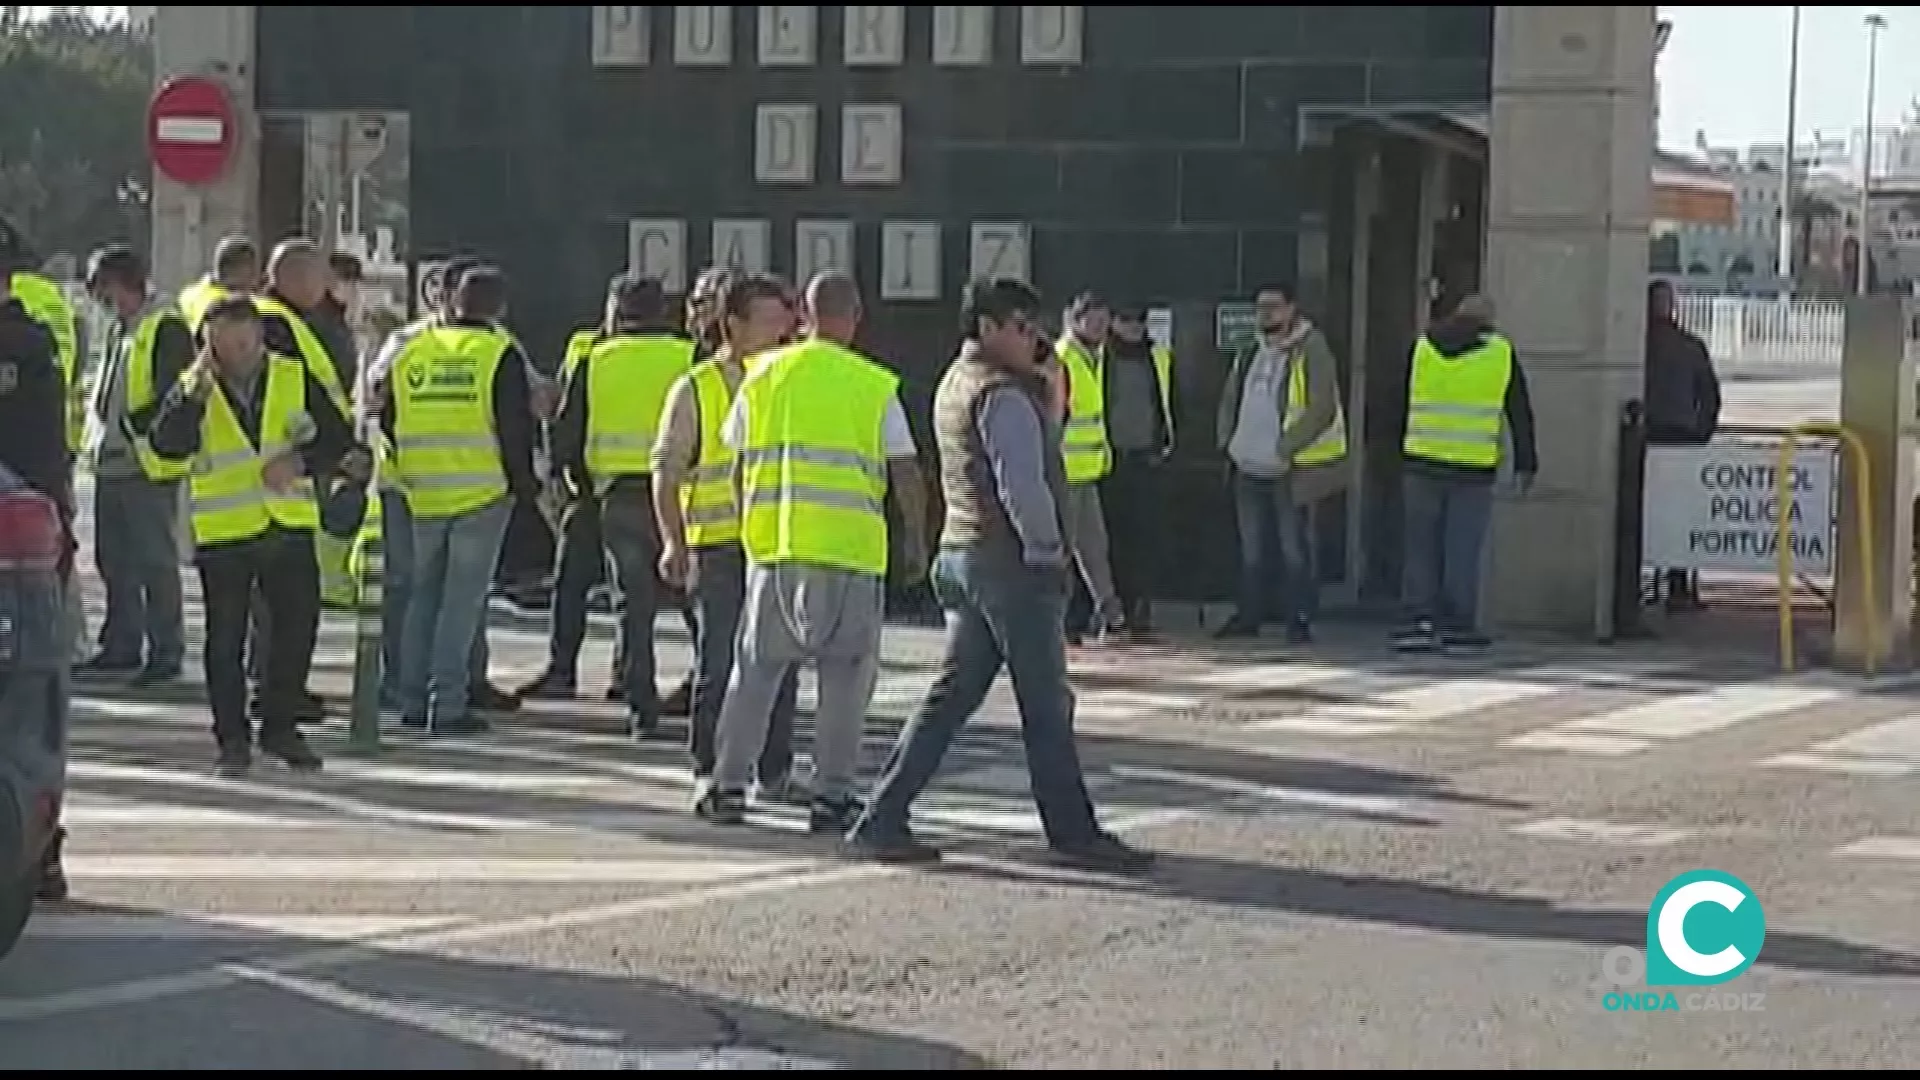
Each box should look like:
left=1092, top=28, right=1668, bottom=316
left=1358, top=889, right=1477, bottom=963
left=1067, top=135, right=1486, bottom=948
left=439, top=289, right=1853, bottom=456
left=1672, top=295, right=1846, bottom=376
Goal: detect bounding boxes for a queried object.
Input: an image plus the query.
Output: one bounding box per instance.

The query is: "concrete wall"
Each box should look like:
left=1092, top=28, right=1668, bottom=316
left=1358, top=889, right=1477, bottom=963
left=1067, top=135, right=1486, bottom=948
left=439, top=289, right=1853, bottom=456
left=240, top=5, right=1492, bottom=602
left=148, top=6, right=258, bottom=297
left=1482, top=6, right=1656, bottom=636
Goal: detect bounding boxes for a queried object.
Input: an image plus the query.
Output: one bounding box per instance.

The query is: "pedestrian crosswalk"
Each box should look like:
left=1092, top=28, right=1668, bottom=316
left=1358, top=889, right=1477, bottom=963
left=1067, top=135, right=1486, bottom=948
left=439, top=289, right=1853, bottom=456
left=1064, top=650, right=1920, bottom=777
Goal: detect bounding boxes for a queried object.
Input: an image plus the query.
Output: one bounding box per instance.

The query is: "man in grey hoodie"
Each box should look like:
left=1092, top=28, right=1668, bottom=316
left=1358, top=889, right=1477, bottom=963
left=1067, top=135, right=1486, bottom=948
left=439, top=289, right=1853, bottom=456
left=1213, top=284, right=1345, bottom=643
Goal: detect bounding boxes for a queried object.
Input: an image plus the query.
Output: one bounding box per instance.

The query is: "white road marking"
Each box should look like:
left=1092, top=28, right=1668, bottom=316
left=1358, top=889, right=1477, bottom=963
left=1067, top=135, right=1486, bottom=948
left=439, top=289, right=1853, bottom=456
left=1504, top=681, right=1848, bottom=755
left=1833, top=836, right=1920, bottom=861
left=0, top=802, right=1217, bottom=1024
left=1763, top=715, right=1920, bottom=776
left=27, top=913, right=467, bottom=942
left=1509, top=817, right=1693, bottom=846
left=1109, top=764, right=1417, bottom=818
left=61, top=855, right=800, bottom=885
left=232, top=968, right=845, bottom=1069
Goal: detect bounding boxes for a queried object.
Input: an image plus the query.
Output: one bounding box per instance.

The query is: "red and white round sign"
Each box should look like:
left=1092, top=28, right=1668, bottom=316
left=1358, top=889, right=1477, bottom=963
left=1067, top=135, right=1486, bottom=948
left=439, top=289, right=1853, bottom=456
left=148, top=75, right=238, bottom=187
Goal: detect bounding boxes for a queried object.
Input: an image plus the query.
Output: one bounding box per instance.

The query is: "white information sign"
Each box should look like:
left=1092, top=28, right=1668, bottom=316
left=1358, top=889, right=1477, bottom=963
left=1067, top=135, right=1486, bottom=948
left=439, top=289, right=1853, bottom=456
left=1640, top=441, right=1838, bottom=576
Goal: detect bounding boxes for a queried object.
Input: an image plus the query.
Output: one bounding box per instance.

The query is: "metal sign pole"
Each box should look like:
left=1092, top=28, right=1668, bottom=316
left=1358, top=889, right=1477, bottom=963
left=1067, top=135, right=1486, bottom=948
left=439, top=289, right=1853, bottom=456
left=346, top=524, right=384, bottom=754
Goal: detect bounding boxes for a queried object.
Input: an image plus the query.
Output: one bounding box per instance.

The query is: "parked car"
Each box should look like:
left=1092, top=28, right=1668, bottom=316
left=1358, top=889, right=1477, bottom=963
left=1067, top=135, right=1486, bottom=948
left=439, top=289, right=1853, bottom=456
left=0, top=462, right=69, bottom=959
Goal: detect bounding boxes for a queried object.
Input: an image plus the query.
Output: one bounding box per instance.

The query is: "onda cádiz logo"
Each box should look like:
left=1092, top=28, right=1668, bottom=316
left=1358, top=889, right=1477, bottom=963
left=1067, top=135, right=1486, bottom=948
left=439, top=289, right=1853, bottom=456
left=1598, top=870, right=1768, bottom=1014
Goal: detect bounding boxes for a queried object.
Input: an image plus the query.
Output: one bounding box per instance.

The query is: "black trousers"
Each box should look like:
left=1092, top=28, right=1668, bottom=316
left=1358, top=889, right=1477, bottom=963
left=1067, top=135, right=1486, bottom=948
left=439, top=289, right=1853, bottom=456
left=1101, top=450, right=1164, bottom=624
left=201, top=528, right=319, bottom=750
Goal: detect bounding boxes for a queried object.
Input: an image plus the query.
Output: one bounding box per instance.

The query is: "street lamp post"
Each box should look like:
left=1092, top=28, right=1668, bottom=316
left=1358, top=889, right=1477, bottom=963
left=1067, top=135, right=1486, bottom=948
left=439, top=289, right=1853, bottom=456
left=1858, top=11, right=1888, bottom=295
left=1780, top=6, right=1802, bottom=285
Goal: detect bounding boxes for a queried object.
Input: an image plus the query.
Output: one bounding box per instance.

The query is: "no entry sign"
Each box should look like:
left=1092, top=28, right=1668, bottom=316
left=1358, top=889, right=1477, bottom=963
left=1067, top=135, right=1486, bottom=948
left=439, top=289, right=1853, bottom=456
left=148, top=75, right=237, bottom=187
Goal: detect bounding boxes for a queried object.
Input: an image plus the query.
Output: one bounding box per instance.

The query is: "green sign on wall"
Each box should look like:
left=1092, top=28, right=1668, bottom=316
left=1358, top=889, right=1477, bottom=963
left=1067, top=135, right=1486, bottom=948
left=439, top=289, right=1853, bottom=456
left=1215, top=301, right=1257, bottom=351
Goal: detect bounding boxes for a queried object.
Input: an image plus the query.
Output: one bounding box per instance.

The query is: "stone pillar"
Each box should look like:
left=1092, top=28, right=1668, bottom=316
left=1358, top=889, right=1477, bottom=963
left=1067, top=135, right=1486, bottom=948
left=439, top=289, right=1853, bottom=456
left=1832, top=296, right=1916, bottom=673
left=1482, top=6, right=1657, bottom=638
left=149, top=7, right=258, bottom=297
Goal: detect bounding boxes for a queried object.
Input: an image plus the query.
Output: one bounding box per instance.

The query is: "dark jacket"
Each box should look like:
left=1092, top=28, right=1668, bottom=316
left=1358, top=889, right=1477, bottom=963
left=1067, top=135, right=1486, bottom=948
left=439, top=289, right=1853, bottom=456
left=259, top=290, right=355, bottom=400
left=148, top=353, right=361, bottom=549
left=0, top=297, right=74, bottom=522
left=1405, top=314, right=1540, bottom=484
left=551, top=320, right=690, bottom=499
left=1643, top=317, right=1721, bottom=444
left=376, top=316, right=541, bottom=507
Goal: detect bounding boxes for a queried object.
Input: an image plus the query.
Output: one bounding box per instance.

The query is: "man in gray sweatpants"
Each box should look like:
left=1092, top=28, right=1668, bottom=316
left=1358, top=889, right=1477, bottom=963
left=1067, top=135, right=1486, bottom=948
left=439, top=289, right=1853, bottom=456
left=697, top=271, right=929, bottom=835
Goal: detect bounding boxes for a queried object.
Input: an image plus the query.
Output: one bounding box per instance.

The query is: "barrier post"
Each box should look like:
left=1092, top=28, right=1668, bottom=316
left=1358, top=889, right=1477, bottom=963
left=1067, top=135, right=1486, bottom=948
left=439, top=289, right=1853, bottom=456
left=1775, top=424, right=1877, bottom=675
left=346, top=529, right=384, bottom=754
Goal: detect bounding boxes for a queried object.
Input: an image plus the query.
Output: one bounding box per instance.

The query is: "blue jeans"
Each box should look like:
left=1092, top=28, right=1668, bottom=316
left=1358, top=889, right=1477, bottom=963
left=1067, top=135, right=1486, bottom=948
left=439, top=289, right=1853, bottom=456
left=399, top=495, right=513, bottom=724
left=380, top=488, right=488, bottom=699
left=852, top=549, right=1101, bottom=849
left=1400, top=471, right=1494, bottom=632
left=1230, top=468, right=1316, bottom=629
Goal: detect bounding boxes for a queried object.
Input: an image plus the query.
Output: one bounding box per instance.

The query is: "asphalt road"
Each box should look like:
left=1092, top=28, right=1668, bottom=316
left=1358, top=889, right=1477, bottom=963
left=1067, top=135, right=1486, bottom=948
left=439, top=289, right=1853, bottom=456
left=7, top=442, right=1920, bottom=1068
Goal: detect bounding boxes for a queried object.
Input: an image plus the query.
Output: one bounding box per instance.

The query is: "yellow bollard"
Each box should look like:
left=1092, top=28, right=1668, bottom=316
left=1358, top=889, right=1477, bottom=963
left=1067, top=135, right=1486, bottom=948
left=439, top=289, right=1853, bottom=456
left=1775, top=423, right=1878, bottom=675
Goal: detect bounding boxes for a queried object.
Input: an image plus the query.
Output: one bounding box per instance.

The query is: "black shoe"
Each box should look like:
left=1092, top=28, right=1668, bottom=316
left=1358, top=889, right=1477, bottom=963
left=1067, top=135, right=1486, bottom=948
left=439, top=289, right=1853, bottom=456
left=258, top=729, right=323, bottom=772
left=628, top=713, right=663, bottom=741
left=695, top=787, right=747, bottom=825
left=1441, top=629, right=1492, bottom=652
left=426, top=715, right=491, bottom=736
left=128, top=661, right=182, bottom=689
left=659, top=680, right=692, bottom=717
left=1391, top=620, right=1440, bottom=653
left=1047, top=832, right=1154, bottom=874
left=516, top=670, right=577, bottom=701
left=399, top=714, right=428, bottom=731
left=74, top=654, right=142, bottom=678
left=215, top=744, right=252, bottom=778
left=604, top=682, right=626, bottom=703
left=35, top=827, right=68, bottom=901
left=471, top=683, right=521, bottom=714
left=844, top=829, right=942, bottom=865
left=809, top=794, right=864, bottom=835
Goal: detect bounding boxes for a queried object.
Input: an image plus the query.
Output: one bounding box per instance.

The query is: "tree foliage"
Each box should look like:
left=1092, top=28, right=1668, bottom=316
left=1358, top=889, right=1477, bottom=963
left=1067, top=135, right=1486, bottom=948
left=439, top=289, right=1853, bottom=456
left=0, top=8, right=151, bottom=264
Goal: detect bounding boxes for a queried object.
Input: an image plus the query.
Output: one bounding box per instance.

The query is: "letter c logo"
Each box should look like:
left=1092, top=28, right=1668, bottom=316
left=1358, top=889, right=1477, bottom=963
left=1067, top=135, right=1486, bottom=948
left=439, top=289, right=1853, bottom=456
left=1645, top=871, right=1766, bottom=987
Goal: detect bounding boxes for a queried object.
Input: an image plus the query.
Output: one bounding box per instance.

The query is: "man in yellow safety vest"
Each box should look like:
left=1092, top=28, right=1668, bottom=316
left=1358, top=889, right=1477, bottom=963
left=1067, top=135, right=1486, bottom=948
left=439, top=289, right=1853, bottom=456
left=1052, top=293, right=1127, bottom=645
left=653, top=270, right=804, bottom=805
left=146, top=294, right=369, bottom=776
left=178, top=235, right=262, bottom=336
left=1214, top=283, right=1349, bottom=645
left=545, top=271, right=693, bottom=738
left=699, top=270, right=929, bottom=833
left=76, top=245, right=193, bottom=686
left=1392, top=294, right=1537, bottom=654
left=378, top=266, right=539, bottom=734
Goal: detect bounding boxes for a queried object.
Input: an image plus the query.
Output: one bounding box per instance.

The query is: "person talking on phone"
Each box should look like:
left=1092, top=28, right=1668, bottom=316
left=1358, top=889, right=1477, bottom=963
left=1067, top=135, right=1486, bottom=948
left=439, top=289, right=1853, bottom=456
left=148, top=295, right=368, bottom=776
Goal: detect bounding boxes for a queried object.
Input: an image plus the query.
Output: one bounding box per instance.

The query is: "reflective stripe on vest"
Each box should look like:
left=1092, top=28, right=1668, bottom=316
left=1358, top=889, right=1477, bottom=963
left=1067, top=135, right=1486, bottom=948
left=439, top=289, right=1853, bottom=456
left=178, top=277, right=229, bottom=333
left=125, top=305, right=193, bottom=482
left=1056, top=335, right=1110, bottom=484
left=188, top=355, right=319, bottom=545
left=392, top=325, right=510, bottom=518
left=1403, top=333, right=1514, bottom=469
left=681, top=360, right=740, bottom=547
left=736, top=339, right=898, bottom=575
left=251, top=295, right=352, bottom=420
left=1150, top=344, right=1176, bottom=443
left=561, top=328, right=598, bottom=380
left=1288, top=358, right=1348, bottom=466
left=583, top=333, right=694, bottom=493
left=10, top=271, right=81, bottom=450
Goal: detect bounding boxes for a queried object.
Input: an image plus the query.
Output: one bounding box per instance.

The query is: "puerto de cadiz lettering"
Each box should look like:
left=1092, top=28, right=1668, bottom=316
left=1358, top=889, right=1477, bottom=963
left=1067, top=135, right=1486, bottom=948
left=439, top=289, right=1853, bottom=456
left=1685, top=460, right=1828, bottom=566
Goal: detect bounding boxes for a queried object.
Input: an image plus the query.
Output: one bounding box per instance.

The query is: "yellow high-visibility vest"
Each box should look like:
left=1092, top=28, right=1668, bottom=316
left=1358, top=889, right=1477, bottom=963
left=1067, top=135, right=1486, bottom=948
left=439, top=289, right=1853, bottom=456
left=251, top=294, right=352, bottom=421
left=1148, top=344, right=1176, bottom=442
left=123, top=305, right=193, bottom=482
left=1403, top=333, right=1514, bottom=469
left=582, top=333, right=694, bottom=493
left=1055, top=334, right=1110, bottom=484
left=186, top=354, right=320, bottom=546
left=391, top=324, right=510, bottom=519
left=9, top=270, right=82, bottom=451
left=736, top=338, right=898, bottom=575
left=681, top=359, right=740, bottom=547
left=560, top=328, right=598, bottom=380
left=178, top=276, right=230, bottom=333
left=1287, top=354, right=1348, bottom=466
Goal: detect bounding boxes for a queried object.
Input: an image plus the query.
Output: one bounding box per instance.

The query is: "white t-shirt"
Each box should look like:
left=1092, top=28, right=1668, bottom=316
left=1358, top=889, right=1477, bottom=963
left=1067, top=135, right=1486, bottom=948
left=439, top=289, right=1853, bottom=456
left=720, top=378, right=917, bottom=459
